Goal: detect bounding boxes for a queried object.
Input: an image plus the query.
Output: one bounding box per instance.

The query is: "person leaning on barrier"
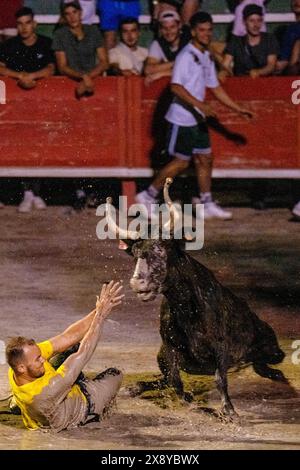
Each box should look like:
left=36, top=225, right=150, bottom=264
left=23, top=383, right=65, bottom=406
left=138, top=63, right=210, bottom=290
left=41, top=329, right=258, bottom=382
left=108, top=18, right=148, bottom=76
left=145, top=10, right=190, bottom=84
left=6, top=281, right=124, bottom=432
left=53, top=1, right=108, bottom=99
left=0, top=7, right=54, bottom=90
left=220, top=4, right=279, bottom=81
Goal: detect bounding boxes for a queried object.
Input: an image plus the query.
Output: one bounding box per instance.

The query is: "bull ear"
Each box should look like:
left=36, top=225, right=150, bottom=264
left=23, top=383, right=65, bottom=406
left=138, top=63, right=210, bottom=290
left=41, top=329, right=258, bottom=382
left=118, top=239, right=136, bottom=256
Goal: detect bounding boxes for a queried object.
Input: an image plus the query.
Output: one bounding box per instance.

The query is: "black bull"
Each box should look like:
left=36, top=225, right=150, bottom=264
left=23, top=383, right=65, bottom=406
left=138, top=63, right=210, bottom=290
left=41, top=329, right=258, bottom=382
left=105, top=193, right=288, bottom=417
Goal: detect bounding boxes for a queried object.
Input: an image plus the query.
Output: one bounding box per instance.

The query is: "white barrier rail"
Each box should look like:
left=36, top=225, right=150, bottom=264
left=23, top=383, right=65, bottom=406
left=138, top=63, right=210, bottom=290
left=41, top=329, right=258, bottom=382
left=35, top=13, right=295, bottom=25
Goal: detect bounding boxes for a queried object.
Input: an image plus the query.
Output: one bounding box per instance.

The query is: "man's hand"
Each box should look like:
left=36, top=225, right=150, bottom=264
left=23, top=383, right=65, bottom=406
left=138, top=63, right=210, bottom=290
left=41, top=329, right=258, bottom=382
left=96, top=281, right=124, bottom=319
left=17, top=72, right=37, bottom=90
left=249, top=69, right=261, bottom=79
left=237, top=106, right=254, bottom=119
left=195, top=102, right=217, bottom=119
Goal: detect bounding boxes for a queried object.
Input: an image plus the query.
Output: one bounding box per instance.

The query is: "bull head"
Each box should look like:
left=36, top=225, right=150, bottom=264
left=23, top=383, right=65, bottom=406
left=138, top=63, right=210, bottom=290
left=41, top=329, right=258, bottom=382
left=105, top=178, right=180, bottom=301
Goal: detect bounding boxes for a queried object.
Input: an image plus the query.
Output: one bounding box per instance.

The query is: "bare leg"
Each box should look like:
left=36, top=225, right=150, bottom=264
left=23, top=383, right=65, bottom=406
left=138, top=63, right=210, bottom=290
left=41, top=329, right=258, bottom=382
left=151, top=157, right=189, bottom=191
left=193, top=153, right=213, bottom=195
left=104, top=30, right=117, bottom=50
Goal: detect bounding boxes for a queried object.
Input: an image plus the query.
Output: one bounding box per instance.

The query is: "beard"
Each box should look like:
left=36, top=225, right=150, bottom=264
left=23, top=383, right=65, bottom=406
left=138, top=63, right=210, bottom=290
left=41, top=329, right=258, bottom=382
left=27, top=365, right=45, bottom=379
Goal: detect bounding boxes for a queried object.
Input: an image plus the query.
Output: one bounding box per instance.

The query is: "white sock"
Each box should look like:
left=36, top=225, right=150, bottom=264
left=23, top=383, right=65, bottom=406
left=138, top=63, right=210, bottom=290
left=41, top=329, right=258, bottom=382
left=200, top=192, right=212, bottom=204
left=147, top=185, right=159, bottom=199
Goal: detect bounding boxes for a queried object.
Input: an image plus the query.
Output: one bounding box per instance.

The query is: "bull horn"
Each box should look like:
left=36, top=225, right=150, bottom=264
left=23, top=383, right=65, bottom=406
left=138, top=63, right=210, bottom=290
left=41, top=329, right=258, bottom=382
left=106, top=197, right=140, bottom=240
left=163, top=178, right=181, bottom=232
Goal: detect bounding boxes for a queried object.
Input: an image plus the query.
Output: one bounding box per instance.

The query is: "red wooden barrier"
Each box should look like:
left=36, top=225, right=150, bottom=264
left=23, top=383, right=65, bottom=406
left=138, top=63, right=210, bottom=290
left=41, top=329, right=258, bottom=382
left=137, top=76, right=299, bottom=176
left=0, top=76, right=299, bottom=199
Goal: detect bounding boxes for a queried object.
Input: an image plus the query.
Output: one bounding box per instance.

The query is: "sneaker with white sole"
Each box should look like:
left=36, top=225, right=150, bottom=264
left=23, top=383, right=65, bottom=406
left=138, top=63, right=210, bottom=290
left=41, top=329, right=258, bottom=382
left=135, top=190, right=158, bottom=220
left=292, top=201, right=300, bottom=219
left=33, top=196, right=47, bottom=210
left=192, top=197, right=232, bottom=220
left=18, top=190, right=34, bottom=213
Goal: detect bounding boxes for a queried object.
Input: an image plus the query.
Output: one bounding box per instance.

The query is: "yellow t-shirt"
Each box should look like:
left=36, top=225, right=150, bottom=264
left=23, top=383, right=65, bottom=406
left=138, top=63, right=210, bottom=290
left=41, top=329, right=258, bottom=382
left=8, top=341, right=87, bottom=430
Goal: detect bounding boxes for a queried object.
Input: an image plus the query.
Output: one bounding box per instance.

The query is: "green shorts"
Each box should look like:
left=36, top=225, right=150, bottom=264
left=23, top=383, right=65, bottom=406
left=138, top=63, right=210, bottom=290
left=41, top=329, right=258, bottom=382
left=166, top=122, right=211, bottom=160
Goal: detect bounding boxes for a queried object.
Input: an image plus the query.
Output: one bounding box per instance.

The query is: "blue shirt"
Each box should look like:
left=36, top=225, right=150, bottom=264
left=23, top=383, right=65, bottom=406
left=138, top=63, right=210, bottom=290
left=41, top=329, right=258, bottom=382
left=280, top=22, right=300, bottom=61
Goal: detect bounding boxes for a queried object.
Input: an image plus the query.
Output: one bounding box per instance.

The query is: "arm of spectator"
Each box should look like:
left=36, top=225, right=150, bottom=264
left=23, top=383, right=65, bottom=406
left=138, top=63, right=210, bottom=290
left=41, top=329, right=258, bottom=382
left=26, top=64, right=55, bottom=81
left=288, top=40, right=300, bottom=75
left=144, top=57, right=174, bottom=76
left=88, top=47, right=109, bottom=78
left=249, top=54, right=277, bottom=78
left=210, top=85, right=253, bottom=118
left=55, top=51, right=84, bottom=81
left=0, top=63, right=23, bottom=80
left=171, top=83, right=217, bottom=118
left=218, top=53, right=234, bottom=83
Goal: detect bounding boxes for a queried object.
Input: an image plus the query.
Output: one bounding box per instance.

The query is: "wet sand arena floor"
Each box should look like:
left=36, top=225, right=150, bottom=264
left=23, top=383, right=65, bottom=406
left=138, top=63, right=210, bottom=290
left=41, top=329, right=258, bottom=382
left=0, top=206, right=300, bottom=450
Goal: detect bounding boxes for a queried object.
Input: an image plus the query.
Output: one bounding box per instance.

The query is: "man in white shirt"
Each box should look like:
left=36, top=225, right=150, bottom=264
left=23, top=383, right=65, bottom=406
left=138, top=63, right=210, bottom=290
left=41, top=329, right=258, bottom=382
left=109, top=18, right=148, bottom=75
left=136, top=11, right=253, bottom=220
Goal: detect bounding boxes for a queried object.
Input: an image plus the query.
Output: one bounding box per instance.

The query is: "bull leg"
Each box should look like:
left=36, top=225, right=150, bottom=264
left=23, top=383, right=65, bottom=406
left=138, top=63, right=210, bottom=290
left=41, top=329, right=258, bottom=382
left=215, top=358, right=236, bottom=417
left=158, top=344, right=192, bottom=402
left=253, top=363, right=289, bottom=384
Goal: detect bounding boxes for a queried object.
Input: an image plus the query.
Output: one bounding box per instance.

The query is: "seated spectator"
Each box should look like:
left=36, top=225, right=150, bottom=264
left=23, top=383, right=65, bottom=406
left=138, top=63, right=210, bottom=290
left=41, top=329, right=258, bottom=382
left=97, top=0, right=141, bottom=50
left=0, top=0, right=23, bottom=42
left=231, top=0, right=272, bottom=37
left=108, top=18, right=148, bottom=75
left=221, top=4, right=278, bottom=79
left=53, top=1, right=108, bottom=99
left=277, top=0, right=300, bottom=74
left=288, top=38, right=300, bottom=74
left=0, top=7, right=54, bottom=89
left=145, top=10, right=190, bottom=84
left=152, top=0, right=202, bottom=26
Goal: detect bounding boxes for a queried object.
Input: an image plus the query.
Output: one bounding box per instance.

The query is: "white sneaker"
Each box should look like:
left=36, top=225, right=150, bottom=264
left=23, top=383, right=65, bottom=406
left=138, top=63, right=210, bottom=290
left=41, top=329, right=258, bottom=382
left=192, top=197, right=232, bottom=220
left=135, top=190, right=158, bottom=219
left=0, top=201, right=4, bottom=209
left=18, top=190, right=34, bottom=213
left=292, top=201, right=300, bottom=218
left=204, top=201, right=233, bottom=220
left=33, top=196, right=47, bottom=210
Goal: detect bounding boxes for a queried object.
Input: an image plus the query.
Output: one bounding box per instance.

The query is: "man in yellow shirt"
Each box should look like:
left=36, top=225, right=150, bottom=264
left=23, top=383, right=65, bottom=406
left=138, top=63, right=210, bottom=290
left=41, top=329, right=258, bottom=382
left=6, top=281, right=124, bottom=432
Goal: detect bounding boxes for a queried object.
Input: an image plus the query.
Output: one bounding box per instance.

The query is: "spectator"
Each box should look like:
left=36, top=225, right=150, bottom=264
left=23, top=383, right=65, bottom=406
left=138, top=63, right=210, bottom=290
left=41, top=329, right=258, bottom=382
left=0, top=6, right=55, bottom=213
left=231, top=0, right=272, bottom=37
left=0, top=0, right=23, bottom=42
left=221, top=4, right=278, bottom=79
left=145, top=10, right=189, bottom=84
left=108, top=18, right=148, bottom=75
left=288, top=38, right=300, bottom=74
left=277, top=0, right=300, bottom=74
left=97, top=0, right=141, bottom=50
left=53, top=1, right=108, bottom=99
left=0, top=7, right=54, bottom=89
left=152, top=0, right=202, bottom=26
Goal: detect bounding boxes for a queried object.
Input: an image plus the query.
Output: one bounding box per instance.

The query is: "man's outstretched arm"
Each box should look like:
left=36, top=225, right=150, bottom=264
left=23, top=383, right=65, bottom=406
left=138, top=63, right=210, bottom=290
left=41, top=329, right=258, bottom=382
left=57, top=281, right=124, bottom=385
left=49, top=281, right=123, bottom=354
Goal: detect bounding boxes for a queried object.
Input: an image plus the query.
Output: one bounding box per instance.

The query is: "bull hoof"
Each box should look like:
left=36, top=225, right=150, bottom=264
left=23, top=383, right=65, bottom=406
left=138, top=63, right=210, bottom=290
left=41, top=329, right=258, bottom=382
left=182, top=391, right=194, bottom=403
left=219, top=405, right=239, bottom=423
